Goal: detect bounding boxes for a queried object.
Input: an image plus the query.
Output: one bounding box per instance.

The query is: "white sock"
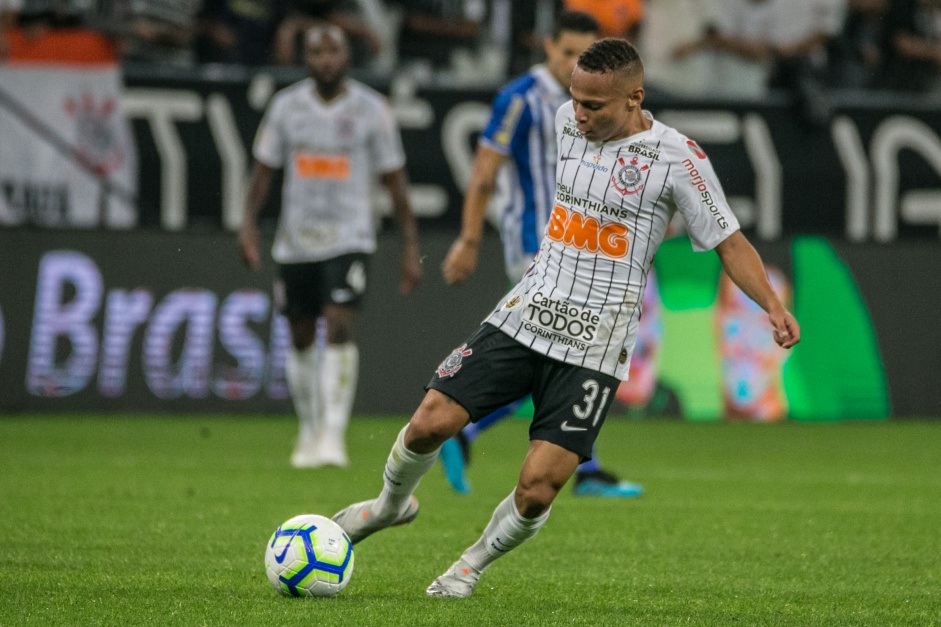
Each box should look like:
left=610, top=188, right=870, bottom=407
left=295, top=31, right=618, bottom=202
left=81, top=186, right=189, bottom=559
left=374, top=425, right=439, bottom=517
left=319, top=343, right=358, bottom=444
left=461, top=490, right=551, bottom=572
left=286, top=344, right=320, bottom=444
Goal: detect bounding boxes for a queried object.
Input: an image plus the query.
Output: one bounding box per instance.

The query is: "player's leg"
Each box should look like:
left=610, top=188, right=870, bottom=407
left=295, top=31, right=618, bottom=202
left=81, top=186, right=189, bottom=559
left=427, top=359, right=619, bottom=598
left=331, top=389, right=468, bottom=543
left=279, top=263, right=325, bottom=468
left=314, top=254, right=368, bottom=467
left=317, top=304, right=358, bottom=467
left=333, top=324, right=534, bottom=543
left=427, top=439, right=578, bottom=598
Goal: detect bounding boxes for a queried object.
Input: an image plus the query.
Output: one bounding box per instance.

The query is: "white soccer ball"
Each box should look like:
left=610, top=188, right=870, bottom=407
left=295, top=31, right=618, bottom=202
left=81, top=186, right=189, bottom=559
left=264, top=514, right=354, bottom=597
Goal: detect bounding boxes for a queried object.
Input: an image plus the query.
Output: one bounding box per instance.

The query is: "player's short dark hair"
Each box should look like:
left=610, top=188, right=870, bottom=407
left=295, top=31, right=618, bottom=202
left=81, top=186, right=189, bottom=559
left=577, top=38, right=643, bottom=76
left=551, top=10, right=600, bottom=39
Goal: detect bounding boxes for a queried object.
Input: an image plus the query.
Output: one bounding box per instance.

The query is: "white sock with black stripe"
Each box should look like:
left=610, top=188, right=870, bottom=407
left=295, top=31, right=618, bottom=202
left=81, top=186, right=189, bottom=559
left=461, top=490, right=551, bottom=573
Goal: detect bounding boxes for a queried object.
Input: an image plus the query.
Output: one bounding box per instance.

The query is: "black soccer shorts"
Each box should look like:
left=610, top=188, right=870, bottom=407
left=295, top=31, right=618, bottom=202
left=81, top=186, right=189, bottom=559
left=427, top=323, right=620, bottom=460
left=274, top=253, right=369, bottom=320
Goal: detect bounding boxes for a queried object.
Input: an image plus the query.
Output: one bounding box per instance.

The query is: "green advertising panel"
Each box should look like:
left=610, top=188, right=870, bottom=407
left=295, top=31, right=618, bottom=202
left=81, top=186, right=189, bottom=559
left=645, top=236, right=889, bottom=421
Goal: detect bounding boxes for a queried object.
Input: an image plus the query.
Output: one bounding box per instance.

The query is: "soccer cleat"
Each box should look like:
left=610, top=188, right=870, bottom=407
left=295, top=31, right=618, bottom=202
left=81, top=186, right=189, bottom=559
left=425, top=558, right=480, bottom=598
left=439, top=437, right=471, bottom=494
left=315, top=435, right=349, bottom=468
left=290, top=440, right=324, bottom=468
left=331, top=495, right=419, bottom=544
left=573, top=469, right=644, bottom=498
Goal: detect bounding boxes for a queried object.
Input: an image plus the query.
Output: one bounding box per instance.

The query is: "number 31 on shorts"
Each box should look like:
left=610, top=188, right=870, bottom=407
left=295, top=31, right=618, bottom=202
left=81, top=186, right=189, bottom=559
left=572, top=379, right=610, bottom=427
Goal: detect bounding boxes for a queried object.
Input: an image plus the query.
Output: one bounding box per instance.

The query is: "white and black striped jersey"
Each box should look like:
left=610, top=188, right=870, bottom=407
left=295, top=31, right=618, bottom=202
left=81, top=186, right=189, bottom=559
left=484, top=104, right=740, bottom=380
left=253, top=78, right=406, bottom=264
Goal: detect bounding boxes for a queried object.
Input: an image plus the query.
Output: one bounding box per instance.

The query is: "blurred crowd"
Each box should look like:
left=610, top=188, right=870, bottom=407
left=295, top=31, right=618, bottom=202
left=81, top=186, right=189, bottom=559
left=1, top=0, right=941, bottom=97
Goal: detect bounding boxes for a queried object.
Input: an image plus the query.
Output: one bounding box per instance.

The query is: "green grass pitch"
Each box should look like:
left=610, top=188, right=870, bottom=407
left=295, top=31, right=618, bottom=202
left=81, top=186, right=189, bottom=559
left=0, top=416, right=938, bottom=626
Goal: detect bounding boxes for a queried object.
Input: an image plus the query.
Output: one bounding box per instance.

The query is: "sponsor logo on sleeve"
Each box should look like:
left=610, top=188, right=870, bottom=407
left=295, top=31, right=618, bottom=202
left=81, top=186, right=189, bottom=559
left=682, top=159, right=729, bottom=229
left=686, top=140, right=707, bottom=159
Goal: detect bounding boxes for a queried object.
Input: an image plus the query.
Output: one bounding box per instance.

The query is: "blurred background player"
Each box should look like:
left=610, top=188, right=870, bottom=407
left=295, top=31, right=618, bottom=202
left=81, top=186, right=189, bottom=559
left=440, top=10, right=643, bottom=498
left=239, top=24, right=421, bottom=468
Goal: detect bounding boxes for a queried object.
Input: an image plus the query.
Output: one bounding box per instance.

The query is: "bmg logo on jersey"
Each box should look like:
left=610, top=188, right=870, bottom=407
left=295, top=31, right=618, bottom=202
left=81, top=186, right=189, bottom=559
left=547, top=204, right=630, bottom=258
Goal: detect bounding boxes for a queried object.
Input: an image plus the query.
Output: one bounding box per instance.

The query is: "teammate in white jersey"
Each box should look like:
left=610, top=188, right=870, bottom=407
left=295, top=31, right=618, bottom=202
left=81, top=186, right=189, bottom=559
left=439, top=10, right=643, bottom=499
left=240, top=25, right=421, bottom=469
left=332, top=38, right=799, bottom=598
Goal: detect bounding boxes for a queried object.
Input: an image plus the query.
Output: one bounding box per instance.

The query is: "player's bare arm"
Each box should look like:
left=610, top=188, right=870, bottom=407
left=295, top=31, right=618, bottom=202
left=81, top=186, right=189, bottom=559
left=239, top=160, right=276, bottom=270
left=715, top=231, right=801, bottom=349
left=442, top=145, right=506, bottom=285
left=381, top=167, right=422, bottom=294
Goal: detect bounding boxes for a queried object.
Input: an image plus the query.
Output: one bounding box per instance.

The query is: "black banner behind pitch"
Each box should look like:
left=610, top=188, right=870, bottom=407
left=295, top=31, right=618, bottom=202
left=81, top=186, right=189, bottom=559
left=122, top=68, right=941, bottom=242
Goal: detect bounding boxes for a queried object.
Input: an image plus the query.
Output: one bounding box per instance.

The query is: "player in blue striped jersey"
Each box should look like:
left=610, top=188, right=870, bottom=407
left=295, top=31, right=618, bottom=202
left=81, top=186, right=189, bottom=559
left=440, top=10, right=643, bottom=498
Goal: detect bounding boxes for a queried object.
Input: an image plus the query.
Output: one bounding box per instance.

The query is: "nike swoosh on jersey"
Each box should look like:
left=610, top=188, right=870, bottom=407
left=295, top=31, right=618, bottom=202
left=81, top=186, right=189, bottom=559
left=560, top=421, right=587, bottom=432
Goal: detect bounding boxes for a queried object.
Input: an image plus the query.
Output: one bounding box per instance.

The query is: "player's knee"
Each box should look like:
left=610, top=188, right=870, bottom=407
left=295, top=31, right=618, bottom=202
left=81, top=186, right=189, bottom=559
left=324, top=310, right=355, bottom=344
left=326, top=324, right=353, bottom=344
left=289, top=319, right=317, bottom=350
left=515, top=478, right=561, bottom=518
left=405, top=392, right=466, bottom=453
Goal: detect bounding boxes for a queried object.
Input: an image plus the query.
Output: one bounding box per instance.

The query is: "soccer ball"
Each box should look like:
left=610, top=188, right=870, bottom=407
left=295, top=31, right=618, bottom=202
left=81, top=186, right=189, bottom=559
left=264, top=514, right=354, bottom=597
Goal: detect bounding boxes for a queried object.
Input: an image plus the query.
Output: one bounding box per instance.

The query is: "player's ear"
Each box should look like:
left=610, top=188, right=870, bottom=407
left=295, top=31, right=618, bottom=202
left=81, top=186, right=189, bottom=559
left=627, top=86, right=645, bottom=110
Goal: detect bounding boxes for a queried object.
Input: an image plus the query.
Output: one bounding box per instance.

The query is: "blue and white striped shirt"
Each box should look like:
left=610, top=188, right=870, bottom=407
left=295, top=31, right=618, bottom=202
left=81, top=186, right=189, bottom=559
left=479, top=65, right=566, bottom=282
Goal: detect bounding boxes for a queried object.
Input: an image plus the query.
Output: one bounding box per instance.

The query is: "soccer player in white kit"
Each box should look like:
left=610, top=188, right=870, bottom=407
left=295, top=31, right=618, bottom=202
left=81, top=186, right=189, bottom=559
left=333, top=38, right=800, bottom=598
left=239, top=25, right=421, bottom=468
left=440, top=10, right=643, bottom=498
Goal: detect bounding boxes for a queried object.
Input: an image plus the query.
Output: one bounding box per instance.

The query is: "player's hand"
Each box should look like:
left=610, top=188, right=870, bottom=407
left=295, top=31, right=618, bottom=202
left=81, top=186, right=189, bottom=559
left=239, top=225, right=261, bottom=271
left=769, top=307, right=800, bottom=349
left=400, top=243, right=422, bottom=294
left=441, top=238, right=479, bottom=285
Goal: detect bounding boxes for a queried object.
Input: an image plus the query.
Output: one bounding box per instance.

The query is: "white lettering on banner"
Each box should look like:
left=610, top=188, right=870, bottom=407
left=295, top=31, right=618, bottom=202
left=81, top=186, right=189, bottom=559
left=121, top=84, right=941, bottom=241
left=206, top=94, right=249, bottom=232
left=27, top=252, right=103, bottom=395
left=144, top=290, right=218, bottom=399
left=213, top=290, right=270, bottom=400
left=125, top=84, right=449, bottom=229
left=99, top=289, right=153, bottom=397
left=871, top=116, right=941, bottom=242
left=831, top=114, right=941, bottom=242
left=266, top=315, right=291, bottom=400
left=742, top=114, right=782, bottom=240
left=121, top=89, right=203, bottom=230
left=831, top=116, right=870, bottom=242
left=25, top=251, right=289, bottom=400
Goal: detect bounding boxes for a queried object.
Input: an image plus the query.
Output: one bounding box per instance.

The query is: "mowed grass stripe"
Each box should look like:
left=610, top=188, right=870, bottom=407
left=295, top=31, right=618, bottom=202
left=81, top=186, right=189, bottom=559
left=0, top=416, right=938, bottom=626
